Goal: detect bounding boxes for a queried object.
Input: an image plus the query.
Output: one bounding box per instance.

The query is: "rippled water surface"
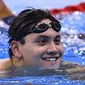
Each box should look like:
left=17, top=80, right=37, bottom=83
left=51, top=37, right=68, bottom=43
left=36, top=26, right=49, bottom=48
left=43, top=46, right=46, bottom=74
left=0, top=67, right=85, bottom=85
left=0, top=12, right=85, bottom=85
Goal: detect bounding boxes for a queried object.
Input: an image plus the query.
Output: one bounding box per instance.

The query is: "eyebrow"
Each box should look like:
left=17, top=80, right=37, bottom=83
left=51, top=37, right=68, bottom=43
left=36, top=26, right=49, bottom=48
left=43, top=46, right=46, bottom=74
left=36, top=35, right=61, bottom=40
left=36, top=35, right=50, bottom=40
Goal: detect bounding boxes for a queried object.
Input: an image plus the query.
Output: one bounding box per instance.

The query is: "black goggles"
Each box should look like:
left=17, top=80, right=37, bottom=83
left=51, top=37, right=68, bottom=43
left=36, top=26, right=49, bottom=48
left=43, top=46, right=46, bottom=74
left=11, top=22, right=61, bottom=41
left=32, top=22, right=61, bottom=33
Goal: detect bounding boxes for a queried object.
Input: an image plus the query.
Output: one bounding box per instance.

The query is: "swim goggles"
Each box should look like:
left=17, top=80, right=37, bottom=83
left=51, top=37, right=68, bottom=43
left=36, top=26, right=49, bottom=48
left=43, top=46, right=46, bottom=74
left=32, top=21, right=61, bottom=33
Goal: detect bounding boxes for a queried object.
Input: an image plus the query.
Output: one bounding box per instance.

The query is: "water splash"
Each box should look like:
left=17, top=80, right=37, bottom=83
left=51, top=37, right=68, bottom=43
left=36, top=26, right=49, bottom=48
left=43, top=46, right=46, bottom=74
left=60, top=12, right=85, bottom=65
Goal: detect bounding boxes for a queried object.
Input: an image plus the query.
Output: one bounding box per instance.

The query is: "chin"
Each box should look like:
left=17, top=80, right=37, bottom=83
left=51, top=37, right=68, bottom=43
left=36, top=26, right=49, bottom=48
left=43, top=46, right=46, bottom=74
left=42, top=64, right=60, bottom=70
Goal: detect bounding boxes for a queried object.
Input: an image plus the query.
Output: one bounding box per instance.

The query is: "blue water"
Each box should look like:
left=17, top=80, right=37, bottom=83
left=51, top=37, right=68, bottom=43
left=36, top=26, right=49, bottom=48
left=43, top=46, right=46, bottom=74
left=0, top=76, right=85, bottom=85
left=0, top=12, right=85, bottom=85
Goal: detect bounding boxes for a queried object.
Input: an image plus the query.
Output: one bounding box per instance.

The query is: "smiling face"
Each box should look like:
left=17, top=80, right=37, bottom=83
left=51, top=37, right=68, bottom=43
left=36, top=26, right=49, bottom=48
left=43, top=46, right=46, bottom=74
left=11, top=19, right=63, bottom=69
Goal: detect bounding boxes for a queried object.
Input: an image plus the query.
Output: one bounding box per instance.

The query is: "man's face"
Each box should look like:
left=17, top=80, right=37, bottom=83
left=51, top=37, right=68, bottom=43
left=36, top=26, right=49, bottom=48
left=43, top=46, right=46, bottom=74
left=15, top=19, right=64, bottom=69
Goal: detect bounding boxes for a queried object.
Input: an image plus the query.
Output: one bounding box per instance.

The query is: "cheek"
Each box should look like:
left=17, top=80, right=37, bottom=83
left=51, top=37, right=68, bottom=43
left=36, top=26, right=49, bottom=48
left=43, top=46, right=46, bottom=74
left=34, top=45, right=48, bottom=55
left=19, top=44, right=34, bottom=59
left=61, top=47, right=64, bottom=54
left=19, top=44, right=47, bottom=61
left=19, top=45, right=37, bottom=65
left=31, top=47, right=46, bottom=59
left=59, top=44, right=64, bottom=55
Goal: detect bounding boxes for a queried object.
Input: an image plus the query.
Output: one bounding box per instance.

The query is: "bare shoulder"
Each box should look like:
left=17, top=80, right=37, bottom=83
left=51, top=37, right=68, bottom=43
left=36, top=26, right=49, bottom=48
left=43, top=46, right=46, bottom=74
left=0, top=58, right=12, bottom=71
left=59, top=61, right=85, bottom=74
left=59, top=61, right=85, bottom=80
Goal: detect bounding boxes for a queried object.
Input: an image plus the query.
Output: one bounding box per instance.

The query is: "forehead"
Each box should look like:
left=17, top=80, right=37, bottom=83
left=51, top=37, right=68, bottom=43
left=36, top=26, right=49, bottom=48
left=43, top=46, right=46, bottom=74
left=38, top=19, right=52, bottom=25
left=37, top=28, right=60, bottom=38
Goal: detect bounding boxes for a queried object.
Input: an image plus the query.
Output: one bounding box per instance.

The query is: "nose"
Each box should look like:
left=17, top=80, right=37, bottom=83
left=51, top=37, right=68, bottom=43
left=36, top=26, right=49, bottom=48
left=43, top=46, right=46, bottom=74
left=47, top=42, right=58, bottom=55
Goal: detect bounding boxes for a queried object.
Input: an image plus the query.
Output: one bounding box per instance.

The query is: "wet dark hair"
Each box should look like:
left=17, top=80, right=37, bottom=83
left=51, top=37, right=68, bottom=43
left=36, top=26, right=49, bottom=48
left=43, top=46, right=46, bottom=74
left=8, top=8, right=61, bottom=57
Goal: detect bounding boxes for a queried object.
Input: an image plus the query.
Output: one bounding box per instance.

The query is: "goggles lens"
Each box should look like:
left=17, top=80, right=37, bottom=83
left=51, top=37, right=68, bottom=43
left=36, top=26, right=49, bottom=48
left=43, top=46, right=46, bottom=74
left=32, top=22, right=61, bottom=33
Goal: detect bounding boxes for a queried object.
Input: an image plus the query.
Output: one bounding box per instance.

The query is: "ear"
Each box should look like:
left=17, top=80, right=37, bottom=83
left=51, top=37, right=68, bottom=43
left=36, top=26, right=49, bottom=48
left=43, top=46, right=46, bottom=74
left=10, top=40, right=22, bottom=58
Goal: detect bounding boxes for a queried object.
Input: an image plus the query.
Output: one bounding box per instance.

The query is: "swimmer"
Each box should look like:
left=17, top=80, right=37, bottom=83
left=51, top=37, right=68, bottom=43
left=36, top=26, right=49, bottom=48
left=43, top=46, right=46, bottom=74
left=0, top=8, right=85, bottom=76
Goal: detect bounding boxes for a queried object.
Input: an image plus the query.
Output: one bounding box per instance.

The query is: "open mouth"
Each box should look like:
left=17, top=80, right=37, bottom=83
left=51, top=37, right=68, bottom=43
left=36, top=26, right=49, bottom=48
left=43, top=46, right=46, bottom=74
left=41, top=57, right=60, bottom=61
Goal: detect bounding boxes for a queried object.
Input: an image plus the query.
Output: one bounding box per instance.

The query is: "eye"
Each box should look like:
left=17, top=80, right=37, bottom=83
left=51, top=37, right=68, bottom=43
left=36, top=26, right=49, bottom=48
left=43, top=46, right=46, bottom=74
left=35, top=36, right=49, bottom=46
left=37, top=39, right=49, bottom=46
left=54, top=37, right=61, bottom=45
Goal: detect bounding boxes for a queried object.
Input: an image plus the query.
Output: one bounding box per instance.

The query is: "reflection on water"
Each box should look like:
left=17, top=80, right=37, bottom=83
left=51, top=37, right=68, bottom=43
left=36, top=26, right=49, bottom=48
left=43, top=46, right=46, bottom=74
left=0, top=12, right=85, bottom=85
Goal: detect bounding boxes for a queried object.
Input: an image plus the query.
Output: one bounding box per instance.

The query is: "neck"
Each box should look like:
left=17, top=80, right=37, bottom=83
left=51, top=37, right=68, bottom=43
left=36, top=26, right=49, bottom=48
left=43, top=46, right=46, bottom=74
left=11, top=56, right=24, bottom=68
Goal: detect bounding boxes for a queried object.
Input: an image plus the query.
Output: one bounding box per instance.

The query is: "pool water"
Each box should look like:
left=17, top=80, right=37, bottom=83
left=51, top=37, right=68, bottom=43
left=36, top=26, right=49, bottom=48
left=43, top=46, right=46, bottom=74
left=0, top=67, right=85, bottom=85
left=0, top=12, right=85, bottom=85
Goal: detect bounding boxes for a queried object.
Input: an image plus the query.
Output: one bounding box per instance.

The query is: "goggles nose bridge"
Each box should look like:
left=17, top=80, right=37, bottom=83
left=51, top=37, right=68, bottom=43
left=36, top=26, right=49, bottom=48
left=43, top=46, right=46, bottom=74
left=46, top=22, right=55, bottom=29
left=48, top=23, right=52, bottom=28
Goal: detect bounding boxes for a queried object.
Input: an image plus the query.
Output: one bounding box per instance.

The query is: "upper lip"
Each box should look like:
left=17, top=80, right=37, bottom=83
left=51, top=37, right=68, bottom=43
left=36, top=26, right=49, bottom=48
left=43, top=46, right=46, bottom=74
left=41, top=54, right=60, bottom=58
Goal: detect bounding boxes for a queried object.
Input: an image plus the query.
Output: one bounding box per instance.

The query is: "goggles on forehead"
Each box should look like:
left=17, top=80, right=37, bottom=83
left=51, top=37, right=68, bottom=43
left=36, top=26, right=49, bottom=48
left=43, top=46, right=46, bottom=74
left=32, top=22, right=61, bottom=33
left=11, top=22, right=61, bottom=41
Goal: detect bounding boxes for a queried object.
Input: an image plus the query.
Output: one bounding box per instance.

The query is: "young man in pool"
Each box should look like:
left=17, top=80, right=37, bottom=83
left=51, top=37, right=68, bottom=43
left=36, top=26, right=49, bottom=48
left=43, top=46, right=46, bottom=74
left=8, top=8, right=63, bottom=69
left=0, top=8, right=85, bottom=74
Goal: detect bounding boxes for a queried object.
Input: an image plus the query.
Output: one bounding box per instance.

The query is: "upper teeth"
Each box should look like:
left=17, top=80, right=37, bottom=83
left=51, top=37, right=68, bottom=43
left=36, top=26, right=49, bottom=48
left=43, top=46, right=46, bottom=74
left=41, top=56, right=60, bottom=61
left=46, top=58, right=56, bottom=61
